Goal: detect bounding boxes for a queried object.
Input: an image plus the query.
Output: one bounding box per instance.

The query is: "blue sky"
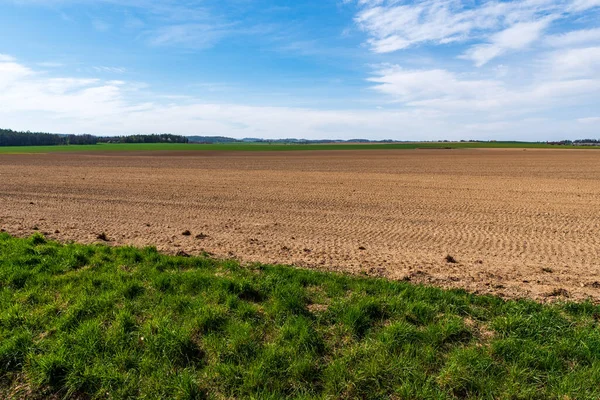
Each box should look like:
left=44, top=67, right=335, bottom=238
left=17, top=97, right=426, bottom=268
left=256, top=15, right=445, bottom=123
left=1, top=0, right=599, bottom=140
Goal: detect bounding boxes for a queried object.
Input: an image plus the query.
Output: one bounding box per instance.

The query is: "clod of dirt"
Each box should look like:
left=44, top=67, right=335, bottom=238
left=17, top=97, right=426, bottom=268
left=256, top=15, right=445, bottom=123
left=368, top=266, right=386, bottom=276
left=200, top=249, right=214, bottom=257
left=182, top=230, right=192, bottom=236
left=402, top=270, right=430, bottom=282
left=445, top=255, right=458, bottom=264
left=358, top=246, right=366, bottom=251
left=97, top=232, right=110, bottom=242
left=542, top=267, right=554, bottom=273
left=176, top=250, right=190, bottom=257
left=547, top=288, right=570, bottom=297
left=195, top=233, right=208, bottom=240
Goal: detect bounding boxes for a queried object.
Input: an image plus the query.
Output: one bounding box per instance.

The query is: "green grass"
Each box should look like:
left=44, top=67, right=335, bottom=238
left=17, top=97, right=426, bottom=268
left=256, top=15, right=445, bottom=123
left=2, top=233, right=600, bottom=399
left=0, top=141, right=595, bottom=154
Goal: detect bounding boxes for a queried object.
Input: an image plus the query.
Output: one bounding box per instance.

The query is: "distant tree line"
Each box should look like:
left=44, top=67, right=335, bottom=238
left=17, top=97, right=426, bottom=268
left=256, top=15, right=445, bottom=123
left=0, top=129, right=188, bottom=146
left=0, top=129, right=99, bottom=146
left=97, top=134, right=188, bottom=144
left=67, top=134, right=98, bottom=145
left=547, top=139, right=600, bottom=146
left=1, top=129, right=66, bottom=146
left=573, top=139, right=600, bottom=144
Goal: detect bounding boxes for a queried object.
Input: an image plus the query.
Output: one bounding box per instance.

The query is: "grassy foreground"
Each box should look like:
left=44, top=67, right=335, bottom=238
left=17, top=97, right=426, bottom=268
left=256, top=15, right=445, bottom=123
left=0, top=141, right=595, bottom=154
left=2, top=234, right=600, bottom=399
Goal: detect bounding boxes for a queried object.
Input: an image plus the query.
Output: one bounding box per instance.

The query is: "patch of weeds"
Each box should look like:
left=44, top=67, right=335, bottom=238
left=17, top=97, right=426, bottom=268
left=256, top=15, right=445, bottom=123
left=32, top=350, right=70, bottom=389
left=337, top=297, right=387, bottom=338
left=404, top=301, right=437, bottom=326
left=123, top=281, right=145, bottom=300
left=0, top=330, right=33, bottom=373
left=193, top=307, right=228, bottom=335
left=437, top=346, right=500, bottom=397
left=30, top=232, right=46, bottom=245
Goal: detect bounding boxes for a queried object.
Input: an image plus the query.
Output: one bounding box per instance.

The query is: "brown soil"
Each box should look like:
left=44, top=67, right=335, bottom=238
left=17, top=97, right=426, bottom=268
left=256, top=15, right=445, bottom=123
left=1, top=148, right=599, bottom=302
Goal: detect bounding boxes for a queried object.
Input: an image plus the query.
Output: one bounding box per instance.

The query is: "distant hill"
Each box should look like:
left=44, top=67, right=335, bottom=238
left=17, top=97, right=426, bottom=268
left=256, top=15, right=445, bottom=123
left=187, top=136, right=241, bottom=143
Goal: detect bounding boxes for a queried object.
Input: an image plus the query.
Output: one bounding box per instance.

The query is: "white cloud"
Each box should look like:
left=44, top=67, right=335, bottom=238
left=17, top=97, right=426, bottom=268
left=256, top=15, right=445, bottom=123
left=0, top=54, right=16, bottom=62
left=548, top=46, right=600, bottom=77
left=0, top=60, right=34, bottom=90
left=577, top=116, right=600, bottom=123
left=352, top=0, right=600, bottom=65
left=367, top=66, right=504, bottom=102
left=463, top=18, right=554, bottom=66
left=546, top=28, right=600, bottom=47
left=569, top=0, right=600, bottom=11
left=367, top=63, right=600, bottom=116
left=354, top=0, right=562, bottom=53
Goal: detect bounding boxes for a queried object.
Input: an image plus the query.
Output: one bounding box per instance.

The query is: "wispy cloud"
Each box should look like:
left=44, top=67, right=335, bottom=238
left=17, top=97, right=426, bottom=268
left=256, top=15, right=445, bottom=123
left=37, top=62, right=65, bottom=68
left=146, top=23, right=233, bottom=48
left=92, top=66, right=127, bottom=74
left=547, top=46, right=600, bottom=78
left=545, top=27, right=600, bottom=47
left=370, top=66, right=600, bottom=118
left=92, top=19, right=110, bottom=32
left=9, top=0, right=260, bottom=50
left=0, top=54, right=16, bottom=62
left=462, top=18, right=555, bottom=67
left=352, top=0, right=600, bottom=65
left=569, top=0, right=600, bottom=11
left=577, top=116, right=600, bottom=123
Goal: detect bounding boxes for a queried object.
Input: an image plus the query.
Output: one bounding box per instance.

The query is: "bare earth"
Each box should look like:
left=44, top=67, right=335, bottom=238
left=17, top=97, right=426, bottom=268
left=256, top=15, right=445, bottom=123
left=1, top=149, right=600, bottom=302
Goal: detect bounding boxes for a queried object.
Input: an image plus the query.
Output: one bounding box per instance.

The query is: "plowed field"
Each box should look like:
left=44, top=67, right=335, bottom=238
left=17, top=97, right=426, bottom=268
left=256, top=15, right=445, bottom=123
left=1, top=149, right=599, bottom=301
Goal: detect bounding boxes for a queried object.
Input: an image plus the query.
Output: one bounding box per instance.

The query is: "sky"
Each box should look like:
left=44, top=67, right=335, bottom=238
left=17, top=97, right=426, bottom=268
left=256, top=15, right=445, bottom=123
left=0, top=0, right=599, bottom=141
